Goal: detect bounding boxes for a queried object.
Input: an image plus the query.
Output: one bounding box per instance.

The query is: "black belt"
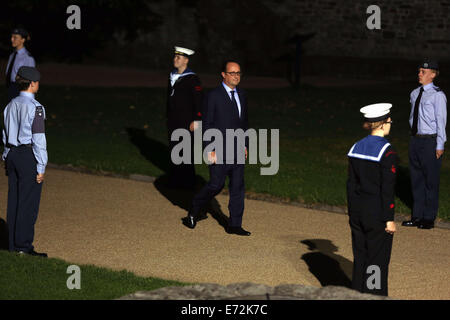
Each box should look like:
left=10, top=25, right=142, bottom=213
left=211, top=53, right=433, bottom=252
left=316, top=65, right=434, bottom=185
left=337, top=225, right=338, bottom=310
left=7, top=144, right=32, bottom=148
left=412, top=134, right=437, bottom=139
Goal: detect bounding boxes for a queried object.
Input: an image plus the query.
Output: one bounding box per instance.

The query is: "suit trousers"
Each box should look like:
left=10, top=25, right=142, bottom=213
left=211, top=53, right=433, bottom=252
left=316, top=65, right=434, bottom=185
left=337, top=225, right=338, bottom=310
left=192, top=163, right=245, bottom=227
left=6, top=146, right=43, bottom=253
left=349, top=212, right=393, bottom=296
left=409, top=136, right=442, bottom=221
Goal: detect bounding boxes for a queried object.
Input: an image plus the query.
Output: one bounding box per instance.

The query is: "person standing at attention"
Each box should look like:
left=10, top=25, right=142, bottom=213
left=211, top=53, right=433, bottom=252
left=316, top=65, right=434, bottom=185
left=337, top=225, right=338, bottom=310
left=347, top=103, right=398, bottom=296
left=3, top=66, right=47, bottom=257
left=5, top=28, right=36, bottom=102
left=402, top=60, right=447, bottom=230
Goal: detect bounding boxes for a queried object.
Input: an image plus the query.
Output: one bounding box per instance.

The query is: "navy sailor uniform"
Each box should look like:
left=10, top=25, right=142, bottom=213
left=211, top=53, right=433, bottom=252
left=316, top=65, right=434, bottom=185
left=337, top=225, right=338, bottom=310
left=347, top=135, right=398, bottom=296
left=167, top=68, right=203, bottom=188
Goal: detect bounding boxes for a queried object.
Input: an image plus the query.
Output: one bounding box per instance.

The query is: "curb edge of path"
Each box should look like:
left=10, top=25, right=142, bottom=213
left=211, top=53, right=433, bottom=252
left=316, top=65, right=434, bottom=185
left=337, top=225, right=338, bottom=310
left=46, top=163, right=450, bottom=230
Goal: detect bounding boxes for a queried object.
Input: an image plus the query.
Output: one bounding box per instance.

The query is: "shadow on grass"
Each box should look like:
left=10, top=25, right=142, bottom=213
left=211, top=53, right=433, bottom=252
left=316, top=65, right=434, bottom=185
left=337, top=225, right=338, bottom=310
left=0, top=218, right=8, bottom=250
left=395, top=165, right=413, bottom=211
left=126, top=127, right=229, bottom=231
left=126, top=127, right=170, bottom=173
left=300, top=239, right=352, bottom=288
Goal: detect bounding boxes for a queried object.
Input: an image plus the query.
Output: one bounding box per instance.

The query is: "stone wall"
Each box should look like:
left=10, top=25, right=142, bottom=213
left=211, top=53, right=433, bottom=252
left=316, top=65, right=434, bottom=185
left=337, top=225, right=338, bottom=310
left=93, top=0, right=450, bottom=78
left=118, top=282, right=390, bottom=300
left=264, top=0, right=450, bottom=60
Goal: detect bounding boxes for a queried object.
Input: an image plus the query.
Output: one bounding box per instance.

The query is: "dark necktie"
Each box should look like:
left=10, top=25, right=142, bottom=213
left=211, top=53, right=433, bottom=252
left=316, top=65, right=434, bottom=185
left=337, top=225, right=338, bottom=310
left=230, top=90, right=240, bottom=117
left=411, top=87, right=424, bottom=136
left=5, top=51, right=17, bottom=87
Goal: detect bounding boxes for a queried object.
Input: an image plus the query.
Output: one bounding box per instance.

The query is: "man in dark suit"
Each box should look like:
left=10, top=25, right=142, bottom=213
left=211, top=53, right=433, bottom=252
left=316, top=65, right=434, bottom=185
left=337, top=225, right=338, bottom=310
left=183, top=60, right=251, bottom=236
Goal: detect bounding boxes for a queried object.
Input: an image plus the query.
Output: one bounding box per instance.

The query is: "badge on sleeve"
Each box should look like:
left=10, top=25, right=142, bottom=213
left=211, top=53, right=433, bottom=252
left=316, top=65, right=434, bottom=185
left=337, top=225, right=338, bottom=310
left=32, top=106, right=45, bottom=133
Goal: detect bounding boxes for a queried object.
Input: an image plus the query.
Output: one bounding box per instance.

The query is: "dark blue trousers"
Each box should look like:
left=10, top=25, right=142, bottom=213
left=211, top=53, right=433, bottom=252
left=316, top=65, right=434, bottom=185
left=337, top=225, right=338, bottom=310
left=192, top=163, right=245, bottom=227
left=6, top=146, right=43, bottom=252
left=349, top=212, right=393, bottom=296
left=409, top=136, right=442, bottom=221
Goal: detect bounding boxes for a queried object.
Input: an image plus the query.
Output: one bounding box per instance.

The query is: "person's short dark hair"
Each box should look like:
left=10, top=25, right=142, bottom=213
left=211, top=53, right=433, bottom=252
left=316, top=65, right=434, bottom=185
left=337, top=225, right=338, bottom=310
left=222, top=60, right=241, bottom=73
left=15, top=75, right=32, bottom=91
left=363, top=119, right=388, bottom=131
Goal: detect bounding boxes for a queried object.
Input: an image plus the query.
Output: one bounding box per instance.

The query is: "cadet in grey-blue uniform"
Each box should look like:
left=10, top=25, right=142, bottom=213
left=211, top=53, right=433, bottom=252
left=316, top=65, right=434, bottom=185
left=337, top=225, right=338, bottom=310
left=2, top=66, right=48, bottom=257
left=5, top=28, right=36, bottom=102
left=402, top=60, right=447, bottom=230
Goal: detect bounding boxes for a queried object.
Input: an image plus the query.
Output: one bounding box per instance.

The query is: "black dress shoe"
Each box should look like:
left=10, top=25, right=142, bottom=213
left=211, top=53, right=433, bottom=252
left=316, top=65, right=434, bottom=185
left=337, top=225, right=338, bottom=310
left=182, top=215, right=197, bottom=229
left=196, top=213, right=208, bottom=222
left=418, top=220, right=434, bottom=229
left=226, top=226, right=251, bottom=236
left=18, top=250, right=48, bottom=258
left=402, top=219, right=421, bottom=227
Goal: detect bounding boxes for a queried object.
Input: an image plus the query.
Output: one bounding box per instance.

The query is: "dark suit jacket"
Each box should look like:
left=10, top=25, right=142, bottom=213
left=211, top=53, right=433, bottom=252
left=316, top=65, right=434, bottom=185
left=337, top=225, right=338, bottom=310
left=202, top=84, right=249, bottom=163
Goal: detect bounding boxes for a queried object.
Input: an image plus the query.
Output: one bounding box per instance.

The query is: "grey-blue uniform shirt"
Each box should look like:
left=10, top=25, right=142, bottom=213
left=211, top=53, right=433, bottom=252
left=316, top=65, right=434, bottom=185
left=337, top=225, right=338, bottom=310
left=409, top=82, right=447, bottom=150
left=2, top=91, right=47, bottom=174
left=5, top=47, right=36, bottom=83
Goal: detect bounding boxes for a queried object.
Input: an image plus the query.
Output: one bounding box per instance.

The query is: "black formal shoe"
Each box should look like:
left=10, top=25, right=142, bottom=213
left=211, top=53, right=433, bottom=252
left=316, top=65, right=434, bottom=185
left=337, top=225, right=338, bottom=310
left=417, top=220, right=434, bottom=229
left=226, top=226, right=251, bottom=236
left=182, top=215, right=197, bottom=229
left=18, top=250, right=48, bottom=258
left=402, top=219, right=421, bottom=227
left=196, top=213, right=208, bottom=222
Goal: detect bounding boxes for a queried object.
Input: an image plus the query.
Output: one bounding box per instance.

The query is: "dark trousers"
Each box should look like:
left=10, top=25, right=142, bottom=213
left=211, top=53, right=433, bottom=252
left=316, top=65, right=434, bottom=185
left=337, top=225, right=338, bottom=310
left=349, top=213, right=393, bottom=296
left=409, top=137, right=442, bottom=221
left=7, top=82, right=20, bottom=102
left=192, top=163, right=245, bottom=227
left=168, top=132, right=196, bottom=188
left=6, top=146, right=43, bottom=252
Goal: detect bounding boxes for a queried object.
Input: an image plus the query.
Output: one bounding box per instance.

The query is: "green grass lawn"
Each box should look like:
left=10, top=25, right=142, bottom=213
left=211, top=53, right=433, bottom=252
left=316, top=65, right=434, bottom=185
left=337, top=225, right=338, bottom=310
left=1, top=83, right=448, bottom=220
left=0, top=250, right=186, bottom=300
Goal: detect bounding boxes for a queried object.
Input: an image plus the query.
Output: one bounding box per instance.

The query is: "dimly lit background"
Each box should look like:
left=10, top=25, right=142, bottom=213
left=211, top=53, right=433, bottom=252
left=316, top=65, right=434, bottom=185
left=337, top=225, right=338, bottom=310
left=1, top=0, right=449, bottom=79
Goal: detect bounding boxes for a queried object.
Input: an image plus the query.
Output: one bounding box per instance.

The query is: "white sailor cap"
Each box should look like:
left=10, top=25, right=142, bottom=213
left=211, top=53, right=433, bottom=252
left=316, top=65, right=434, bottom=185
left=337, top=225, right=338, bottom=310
left=360, top=103, right=392, bottom=122
left=174, top=46, right=195, bottom=57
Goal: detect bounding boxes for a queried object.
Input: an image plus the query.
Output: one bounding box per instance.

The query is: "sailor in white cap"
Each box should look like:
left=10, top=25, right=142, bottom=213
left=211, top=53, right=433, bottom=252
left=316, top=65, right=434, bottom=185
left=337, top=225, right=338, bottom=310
left=346, top=103, right=398, bottom=296
left=166, top=46, right=203, bottom=188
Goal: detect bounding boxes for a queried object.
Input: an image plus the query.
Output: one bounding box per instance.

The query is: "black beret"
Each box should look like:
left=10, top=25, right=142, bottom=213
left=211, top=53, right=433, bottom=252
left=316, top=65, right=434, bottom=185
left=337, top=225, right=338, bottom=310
left=17, top=66, right=40, bottom=81
left=419, top=60, right=439, bottom=71
left=12, top=28, right=29, bottom=38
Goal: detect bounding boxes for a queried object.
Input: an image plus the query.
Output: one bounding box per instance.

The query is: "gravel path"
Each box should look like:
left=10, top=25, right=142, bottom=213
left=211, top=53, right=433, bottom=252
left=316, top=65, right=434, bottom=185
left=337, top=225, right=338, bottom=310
left=0, top=168, right=448, bottom=300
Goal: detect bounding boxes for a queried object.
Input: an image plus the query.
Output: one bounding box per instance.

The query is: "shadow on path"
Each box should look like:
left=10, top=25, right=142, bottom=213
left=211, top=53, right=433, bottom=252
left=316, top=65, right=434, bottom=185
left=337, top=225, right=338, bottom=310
left=300, top=239, right=352, bottom=288
left=126, top=127, right=229, bottom=231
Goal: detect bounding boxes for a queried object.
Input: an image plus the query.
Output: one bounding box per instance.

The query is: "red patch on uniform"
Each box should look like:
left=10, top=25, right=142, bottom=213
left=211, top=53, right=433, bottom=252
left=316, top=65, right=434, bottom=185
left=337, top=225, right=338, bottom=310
left=197, top=112, right=202, bottom=117
left=385, top=151, right=397, bottom=157
left=390, top=204, right=394, bottom=209
left=195, top=86, right=202, bottom=91
left=391, top=165, right=396, bottom=174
